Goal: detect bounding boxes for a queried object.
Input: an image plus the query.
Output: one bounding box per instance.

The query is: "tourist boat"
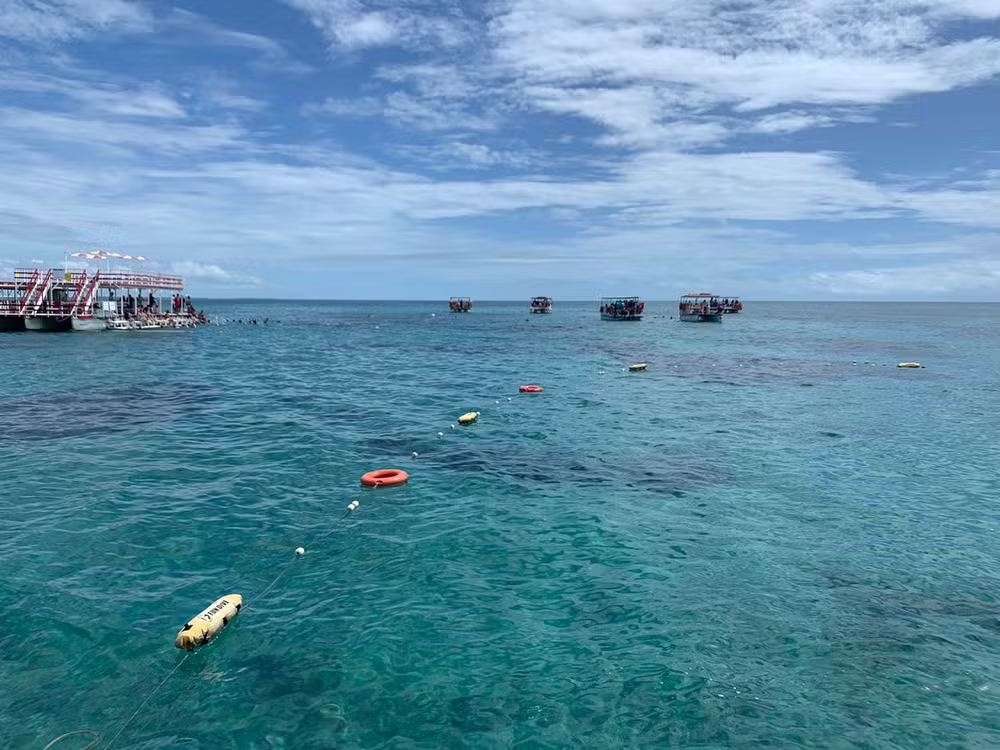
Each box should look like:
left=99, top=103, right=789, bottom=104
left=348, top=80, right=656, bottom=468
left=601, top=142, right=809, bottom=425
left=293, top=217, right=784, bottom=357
left=600, top=296, right=644, bottom=321
left=530, top=296, right=553, bottom=314
left=720, top=297, right=743, bottom=314
left=449, top=297, right=472, bottom=313
left=0, top=256, right=203, bottom=333
left=679, top=293, right=723, bottom=322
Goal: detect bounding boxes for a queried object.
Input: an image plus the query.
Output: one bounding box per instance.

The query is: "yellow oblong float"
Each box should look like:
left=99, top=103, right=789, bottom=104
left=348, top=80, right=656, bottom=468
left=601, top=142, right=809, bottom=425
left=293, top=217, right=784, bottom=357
left=457, top=411, right=480, bottom=425
left=897, top=362, right=922, bottom=368
left=628, top=363, right=648, bottom=371
left=175, top=594, right=243, bottom=651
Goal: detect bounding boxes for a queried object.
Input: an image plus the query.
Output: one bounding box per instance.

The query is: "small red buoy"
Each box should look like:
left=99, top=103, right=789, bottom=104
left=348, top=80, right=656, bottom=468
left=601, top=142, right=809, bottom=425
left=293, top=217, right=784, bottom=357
left=360, top=469, right=409, bottom=487
left=519, top=385, right=544, bottom=393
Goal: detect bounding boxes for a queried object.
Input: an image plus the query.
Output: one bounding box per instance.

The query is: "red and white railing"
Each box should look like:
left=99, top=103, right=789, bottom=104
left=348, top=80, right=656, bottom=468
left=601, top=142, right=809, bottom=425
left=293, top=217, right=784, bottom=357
left=70, top=271, right=102, bottom=316
left=17, top=269, right=54, bottom=315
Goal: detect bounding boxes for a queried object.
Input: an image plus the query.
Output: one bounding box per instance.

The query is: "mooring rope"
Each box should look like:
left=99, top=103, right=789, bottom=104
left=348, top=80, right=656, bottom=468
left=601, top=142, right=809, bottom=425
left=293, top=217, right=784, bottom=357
left=41, top=730, right=99, bottom=750
left=104, top=653, right=192, bottom=750
left=43, top=500, right=362, bottom=749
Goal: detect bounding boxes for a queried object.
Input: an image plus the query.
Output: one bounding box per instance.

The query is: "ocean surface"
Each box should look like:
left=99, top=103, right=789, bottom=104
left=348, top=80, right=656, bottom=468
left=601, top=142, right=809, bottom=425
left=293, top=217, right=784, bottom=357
left=2, top=300, right=999, bottom=750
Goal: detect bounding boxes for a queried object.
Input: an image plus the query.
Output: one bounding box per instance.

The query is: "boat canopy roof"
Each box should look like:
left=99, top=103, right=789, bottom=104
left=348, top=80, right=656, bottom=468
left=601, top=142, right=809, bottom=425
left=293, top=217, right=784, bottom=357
left=601, top=296, right=642, bottom=302
left=531, top=296, right=551, bottom=302
left=450, top=296, right=471, bottom=301
left=681, top=292, right=719, bottom=299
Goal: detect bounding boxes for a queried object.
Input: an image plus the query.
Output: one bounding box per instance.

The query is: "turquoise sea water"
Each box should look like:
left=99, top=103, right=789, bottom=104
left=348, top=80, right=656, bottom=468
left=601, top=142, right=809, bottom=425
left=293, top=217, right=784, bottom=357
left=2, top=301, right=1000, bottom=749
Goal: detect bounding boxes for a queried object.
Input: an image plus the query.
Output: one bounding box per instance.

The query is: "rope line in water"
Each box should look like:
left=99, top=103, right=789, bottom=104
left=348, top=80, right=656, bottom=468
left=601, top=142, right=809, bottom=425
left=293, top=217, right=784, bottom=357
left=104, top=653, right=191, bottom=750
left=41, top=730, right=99, bottom=750
left=246, top=506, right=354, bottom=611
left=44, top=502, right=361, bottom=749
left=244, top=563, right=294, bottom=611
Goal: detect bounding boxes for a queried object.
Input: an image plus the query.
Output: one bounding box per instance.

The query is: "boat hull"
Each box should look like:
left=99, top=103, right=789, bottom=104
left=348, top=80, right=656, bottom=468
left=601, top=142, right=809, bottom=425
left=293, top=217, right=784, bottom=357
left=679, top=313, right=723, bottom=323
left=530, top=308, right=552, bottom=314
left=601, top=313, right=642, bottom=321
left=71, top=316, right=107, bottom=332
left=25, top=317, right=71, bottom=332
left=0, top=316, right=25, bottom=331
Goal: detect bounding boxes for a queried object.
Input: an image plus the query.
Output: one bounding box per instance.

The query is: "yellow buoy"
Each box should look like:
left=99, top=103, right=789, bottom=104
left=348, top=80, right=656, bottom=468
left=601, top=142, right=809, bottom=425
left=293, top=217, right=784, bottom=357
left=457, top=411, right=480, bottom=425
left=897, top=362, right=921, bottom=368
left=628, top=363, right=648, bottom=371
left=175, top=594, right=243, bottom=651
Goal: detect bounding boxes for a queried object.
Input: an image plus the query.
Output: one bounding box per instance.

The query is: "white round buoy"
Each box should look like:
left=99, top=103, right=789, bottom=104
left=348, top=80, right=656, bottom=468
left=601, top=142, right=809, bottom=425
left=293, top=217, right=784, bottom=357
left=437, top=432, right=444, bottom=437
left=431, top=313, right=436, bottom=317
left=450, top=424, right=456, bottom=429
left=412, top=451, right=419, bottom=459
left=295, top=547, right=305, bottom=556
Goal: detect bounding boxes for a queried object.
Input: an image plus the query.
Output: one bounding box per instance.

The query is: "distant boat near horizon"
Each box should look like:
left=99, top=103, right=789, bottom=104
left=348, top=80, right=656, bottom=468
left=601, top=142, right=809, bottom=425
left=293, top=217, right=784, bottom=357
left=600, top=296, right=644, bottom=321
left=449, top=296, right=472, bottom=313
left=530, top=296, right=553, bottom=314
left=720, top=296, right=743, bottom=313
left=679, top=293, right=723, bottom=322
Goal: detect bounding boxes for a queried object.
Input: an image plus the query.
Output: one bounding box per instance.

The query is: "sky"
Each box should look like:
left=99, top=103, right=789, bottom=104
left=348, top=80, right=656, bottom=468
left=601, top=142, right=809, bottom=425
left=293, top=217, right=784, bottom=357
left=0, top=0, right=999, bottom=300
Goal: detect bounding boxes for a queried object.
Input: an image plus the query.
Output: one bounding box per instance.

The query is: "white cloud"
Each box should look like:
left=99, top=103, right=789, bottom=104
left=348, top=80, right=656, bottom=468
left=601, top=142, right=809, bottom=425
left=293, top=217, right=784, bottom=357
left=170, top=261, right=260, bottom=286
left=184, top=75, right=270, bottom=114
left=338, top=11, right=396, bottom=48
left=810, top=261, right=1000, bottom=295
left=163, top=9, right=312, bottom=75
left=393, top=140, right=547, bottom=170
left=283, top=0, right=474, bottom=51
left=751, top=112, right=835, bottom=134
left=165, top=9, right=284, bottom=57
left=0, top=127, right=997, bottom=297
left=311, top=95, right=383, bottom=117
left=283, top=0, right=395, bottom=50
left=926, top=0, right=1000, bottom=19
left=905, top=186, right=1000, bottom=228
left=524, top=85, right=724, bottom=148
left=0, top=0, right=150, bottom=42
left=0, top=109, right=244, bottom=154
left=311, top=90, right=498, bottom=131
left=489, top=0, right=1000, bottom=147
left=0, top=70, right=186, bottom=118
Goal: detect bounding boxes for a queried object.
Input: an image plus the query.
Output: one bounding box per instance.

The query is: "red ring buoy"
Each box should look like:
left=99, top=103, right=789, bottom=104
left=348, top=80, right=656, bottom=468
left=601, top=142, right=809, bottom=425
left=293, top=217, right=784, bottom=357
left=519, top=385, right=544, bottom=393
left=360, top=469, right=409, bottom=487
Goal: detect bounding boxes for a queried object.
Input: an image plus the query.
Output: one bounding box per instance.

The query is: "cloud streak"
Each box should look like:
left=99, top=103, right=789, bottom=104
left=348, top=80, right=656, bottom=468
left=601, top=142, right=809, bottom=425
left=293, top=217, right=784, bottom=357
left=0, top=0, right=151, bottom=42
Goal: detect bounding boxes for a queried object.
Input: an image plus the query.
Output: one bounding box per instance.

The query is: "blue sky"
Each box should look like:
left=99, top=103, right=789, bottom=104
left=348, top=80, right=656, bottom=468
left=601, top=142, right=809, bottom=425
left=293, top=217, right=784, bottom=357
left=1, top=0, right=999, bottom=300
